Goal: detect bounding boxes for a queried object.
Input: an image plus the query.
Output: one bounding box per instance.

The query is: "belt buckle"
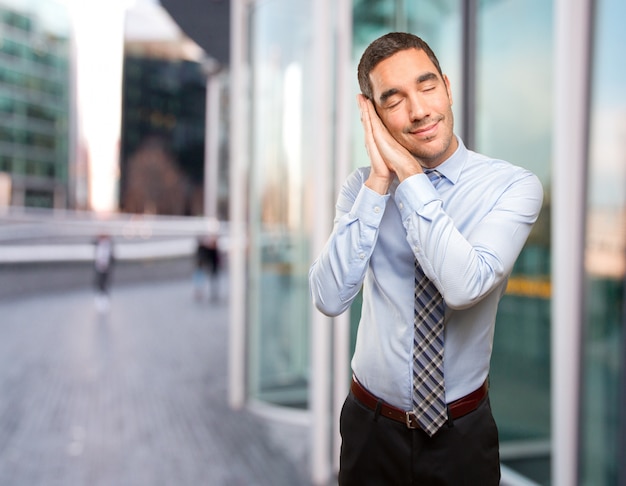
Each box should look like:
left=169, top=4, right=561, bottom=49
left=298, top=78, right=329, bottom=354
left=405, top=411, right=419, bottom=429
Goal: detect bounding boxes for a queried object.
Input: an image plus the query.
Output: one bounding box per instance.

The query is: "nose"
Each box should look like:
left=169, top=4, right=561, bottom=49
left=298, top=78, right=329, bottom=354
left=408, top=93, right=429, bottom=122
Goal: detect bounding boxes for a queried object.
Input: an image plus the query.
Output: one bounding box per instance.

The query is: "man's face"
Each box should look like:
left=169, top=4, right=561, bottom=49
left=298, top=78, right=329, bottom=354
left=368, top=48, right=458, bottom=168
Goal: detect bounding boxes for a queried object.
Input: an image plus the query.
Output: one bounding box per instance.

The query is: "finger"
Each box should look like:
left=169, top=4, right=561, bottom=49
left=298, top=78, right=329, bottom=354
left=361, top=98, right=389, bottom=154
left=359, top=100, right=378, bottom=155
left=357, top=102, right=374, bottom=158
left=357, top=95, right=371, bottom=131
left=363, top=97, right=386, bottom=134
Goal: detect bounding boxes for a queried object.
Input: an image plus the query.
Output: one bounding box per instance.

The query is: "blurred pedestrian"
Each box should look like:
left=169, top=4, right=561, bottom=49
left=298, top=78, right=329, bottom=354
left=93, top=234, right=114, bottom=312
left=193, top=234, right=220, bottom=301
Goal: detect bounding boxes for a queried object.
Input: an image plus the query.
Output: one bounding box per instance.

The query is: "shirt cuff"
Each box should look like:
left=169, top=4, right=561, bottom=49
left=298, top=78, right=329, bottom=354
left=350, top=185, right=389, bottom=227
left=394, top=173, right=440, bottom=221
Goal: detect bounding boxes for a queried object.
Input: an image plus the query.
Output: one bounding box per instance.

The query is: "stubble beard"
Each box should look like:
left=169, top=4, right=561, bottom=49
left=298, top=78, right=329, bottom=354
left=403, top=113, right=454, bottom=166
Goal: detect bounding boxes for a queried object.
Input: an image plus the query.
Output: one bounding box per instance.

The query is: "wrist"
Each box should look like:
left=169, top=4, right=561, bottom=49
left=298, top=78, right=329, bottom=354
left=395, top=160, right=423, bottom=182
left=365, top=175, right=390, bottom=195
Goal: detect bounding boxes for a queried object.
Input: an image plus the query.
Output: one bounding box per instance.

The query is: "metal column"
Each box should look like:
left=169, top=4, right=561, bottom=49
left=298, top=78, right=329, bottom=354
left=552, top=0, right=594, bottom=484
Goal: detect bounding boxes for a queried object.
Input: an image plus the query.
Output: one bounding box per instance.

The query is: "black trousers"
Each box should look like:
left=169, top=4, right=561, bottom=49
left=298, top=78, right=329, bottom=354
left=95, top=270, right=111, bottom=294
left=338, top=390, right=501, bottom=485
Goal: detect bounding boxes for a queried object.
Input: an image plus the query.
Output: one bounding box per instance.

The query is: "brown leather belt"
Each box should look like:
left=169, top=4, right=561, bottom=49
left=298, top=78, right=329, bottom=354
left=350, top=376, right=488, bottom=429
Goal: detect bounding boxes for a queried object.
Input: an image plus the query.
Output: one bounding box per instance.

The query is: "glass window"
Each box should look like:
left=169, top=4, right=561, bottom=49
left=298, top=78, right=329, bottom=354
left=353, top=0, right=397, bottom=48
left=0, top=0, right=71, bottom=197
left=3, top=9, right=31, bottom=31
left=580, top=0, right=626, bottom=483
left=476, top=0, right=552, bottom=482
left=246, top=0, right=315, bottom=407
left=0, top=156, right=11, bottom=172
left=24, top=189, right=53, bottom=207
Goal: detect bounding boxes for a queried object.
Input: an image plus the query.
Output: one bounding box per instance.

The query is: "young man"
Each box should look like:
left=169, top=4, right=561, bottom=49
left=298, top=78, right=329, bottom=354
left=309, top=32, right=543, bottom=484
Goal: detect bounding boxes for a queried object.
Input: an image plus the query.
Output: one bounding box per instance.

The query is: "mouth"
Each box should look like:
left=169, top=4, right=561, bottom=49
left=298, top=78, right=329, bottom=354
left=407, top=120, right=440, bottom=139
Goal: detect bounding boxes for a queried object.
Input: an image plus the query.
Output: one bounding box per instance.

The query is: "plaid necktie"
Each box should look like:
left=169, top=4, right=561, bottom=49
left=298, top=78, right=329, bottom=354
left=412, top=169, right=447, bottom=436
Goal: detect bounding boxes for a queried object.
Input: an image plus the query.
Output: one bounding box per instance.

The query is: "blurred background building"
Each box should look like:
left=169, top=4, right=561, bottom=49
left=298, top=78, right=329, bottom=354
left=0, top=0, right=71, bottom=208
left=122, top=1, right=229, bottom=218
left=0, top=0, right=624, bottom=485
left=0, top=0, right=228, bottom=219
left=122, top=22, right=206, bottom=215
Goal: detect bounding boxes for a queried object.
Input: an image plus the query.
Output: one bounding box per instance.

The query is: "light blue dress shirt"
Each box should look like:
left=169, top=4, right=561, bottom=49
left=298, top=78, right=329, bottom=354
left=309, top=137, right=544, bottom=410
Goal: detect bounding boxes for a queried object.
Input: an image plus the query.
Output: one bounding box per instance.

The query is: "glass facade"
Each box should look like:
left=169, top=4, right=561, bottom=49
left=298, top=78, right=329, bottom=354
left=0, top=0, right=70, bottom=208
left=580, top=0, right=626, bottom=483
left=476, top=1, right=552, bottom=482
left=246, top=0, right=314, bottom=407
left=239, top=0, right=626, bottom=483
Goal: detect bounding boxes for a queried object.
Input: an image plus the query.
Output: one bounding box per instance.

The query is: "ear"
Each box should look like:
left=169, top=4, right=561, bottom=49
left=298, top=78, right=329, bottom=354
left=443, top=74, right=453, bottom=105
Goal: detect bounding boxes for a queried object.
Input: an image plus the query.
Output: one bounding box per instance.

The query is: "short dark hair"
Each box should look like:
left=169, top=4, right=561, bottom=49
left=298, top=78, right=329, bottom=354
left=357, top=32, right=444, bottom=101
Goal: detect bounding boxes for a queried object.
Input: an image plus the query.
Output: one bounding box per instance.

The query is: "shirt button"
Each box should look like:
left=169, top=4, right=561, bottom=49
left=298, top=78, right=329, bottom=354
left=398, top=203, right=404, bottom=209
left=359, top=253, right=365, bottom=260
left=373, top=206, right=380, bottom=214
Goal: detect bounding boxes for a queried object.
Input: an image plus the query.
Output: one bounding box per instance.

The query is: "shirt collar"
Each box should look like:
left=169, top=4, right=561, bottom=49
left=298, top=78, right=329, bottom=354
left=425, top=135, right=467, bottom=185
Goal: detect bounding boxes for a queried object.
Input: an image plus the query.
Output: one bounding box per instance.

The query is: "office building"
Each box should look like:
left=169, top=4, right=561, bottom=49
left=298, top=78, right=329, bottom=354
left=0, top=0, right=70, bottom=208
left=120, top=55, right=207, bottom=215
left=121, top=1, right=224, bottom=217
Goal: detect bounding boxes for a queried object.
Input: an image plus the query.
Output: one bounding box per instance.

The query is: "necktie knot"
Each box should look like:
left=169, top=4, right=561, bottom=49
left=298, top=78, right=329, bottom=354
left=425, top=169, right=443, bottom=188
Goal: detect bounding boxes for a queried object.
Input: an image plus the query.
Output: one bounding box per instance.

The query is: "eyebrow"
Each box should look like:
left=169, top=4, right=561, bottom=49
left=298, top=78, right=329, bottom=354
left=417, top=72, right=439, bottom=84
left=378, top=88, right=398, bottom=104
left=378, top=71, right=440, bottom=105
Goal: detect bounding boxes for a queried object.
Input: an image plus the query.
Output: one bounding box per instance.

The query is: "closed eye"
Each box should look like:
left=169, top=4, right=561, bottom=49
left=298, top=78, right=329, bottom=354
left=385, top=98, right=403, bottom=109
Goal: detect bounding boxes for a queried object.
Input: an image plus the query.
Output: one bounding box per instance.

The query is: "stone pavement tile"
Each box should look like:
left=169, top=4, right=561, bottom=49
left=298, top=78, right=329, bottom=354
left=0, top=276, right=313, bottom=486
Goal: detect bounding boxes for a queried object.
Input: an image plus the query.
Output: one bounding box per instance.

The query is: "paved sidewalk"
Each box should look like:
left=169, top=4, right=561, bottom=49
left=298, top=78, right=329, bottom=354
left=0, top=274, right=313, bottom=485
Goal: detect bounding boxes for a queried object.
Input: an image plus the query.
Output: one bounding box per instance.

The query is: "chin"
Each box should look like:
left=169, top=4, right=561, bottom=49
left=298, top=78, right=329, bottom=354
left=412, top=145, right=445, bottom=162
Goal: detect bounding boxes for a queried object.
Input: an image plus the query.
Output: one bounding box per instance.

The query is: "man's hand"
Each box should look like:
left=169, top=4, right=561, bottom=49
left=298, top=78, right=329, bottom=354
left=357, top=95, right=422, bottom=193
left=358, top=95, right=393, bottom=194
